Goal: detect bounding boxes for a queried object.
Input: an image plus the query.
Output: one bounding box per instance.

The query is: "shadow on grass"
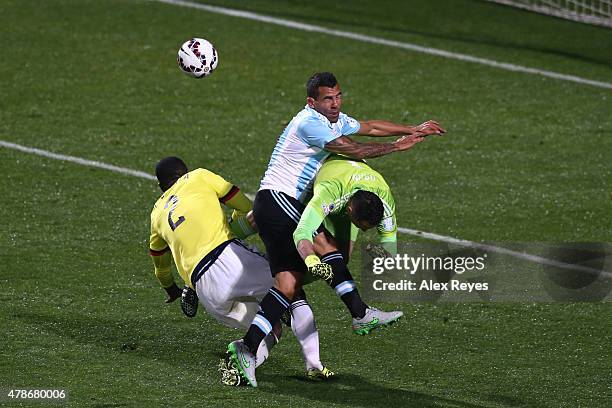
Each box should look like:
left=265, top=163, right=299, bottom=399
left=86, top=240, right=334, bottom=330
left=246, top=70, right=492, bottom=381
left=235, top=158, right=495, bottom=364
left=257, top=371, right=512, bottom=408
left=11, top=310, right=528, bottom=407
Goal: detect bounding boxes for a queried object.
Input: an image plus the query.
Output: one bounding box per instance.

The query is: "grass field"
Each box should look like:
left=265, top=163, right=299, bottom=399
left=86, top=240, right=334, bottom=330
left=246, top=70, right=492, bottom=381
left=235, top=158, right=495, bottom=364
left=1, top=0, right=611, bottom=407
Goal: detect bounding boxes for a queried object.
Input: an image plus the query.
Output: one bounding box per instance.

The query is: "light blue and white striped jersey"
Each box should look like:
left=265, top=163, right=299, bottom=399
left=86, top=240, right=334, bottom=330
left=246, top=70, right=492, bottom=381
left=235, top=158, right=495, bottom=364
left=259, top=105, right=360, bottom=202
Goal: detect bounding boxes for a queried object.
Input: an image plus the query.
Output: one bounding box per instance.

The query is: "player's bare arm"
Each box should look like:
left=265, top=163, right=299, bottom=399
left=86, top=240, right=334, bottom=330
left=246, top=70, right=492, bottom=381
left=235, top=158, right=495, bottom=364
left=324, top=133, right=426, bottom=160
left=358, top=119, right=446, bottom=137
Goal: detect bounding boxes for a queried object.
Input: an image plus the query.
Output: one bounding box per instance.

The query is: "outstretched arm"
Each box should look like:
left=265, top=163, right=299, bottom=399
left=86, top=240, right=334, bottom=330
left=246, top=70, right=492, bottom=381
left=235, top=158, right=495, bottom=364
left=358, top=119, right=445, bottom=137
left=324, top=133, right=425, bottom=160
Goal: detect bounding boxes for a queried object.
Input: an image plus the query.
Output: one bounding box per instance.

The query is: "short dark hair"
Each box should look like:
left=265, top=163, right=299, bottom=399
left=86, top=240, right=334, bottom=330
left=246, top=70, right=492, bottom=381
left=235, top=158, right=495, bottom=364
left=155, top=156, right=188, bottom=191
left=306, top=72, right=337, bottom=99
left=349, top=190, right=384, bottom=226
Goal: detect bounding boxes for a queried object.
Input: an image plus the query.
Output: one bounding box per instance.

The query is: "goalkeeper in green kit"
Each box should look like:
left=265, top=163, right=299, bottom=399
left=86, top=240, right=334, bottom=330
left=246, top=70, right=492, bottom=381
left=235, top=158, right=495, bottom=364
left=294, top=155, right=400, bottom=335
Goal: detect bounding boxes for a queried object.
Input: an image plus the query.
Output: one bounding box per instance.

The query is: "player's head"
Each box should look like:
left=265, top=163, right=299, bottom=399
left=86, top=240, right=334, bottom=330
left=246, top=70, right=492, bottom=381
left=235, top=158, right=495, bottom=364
left=346, top=190, right=384, bottom=231
left=155, top=156, right=188, bottom=191
left=306, top=72, right=342, bottom=123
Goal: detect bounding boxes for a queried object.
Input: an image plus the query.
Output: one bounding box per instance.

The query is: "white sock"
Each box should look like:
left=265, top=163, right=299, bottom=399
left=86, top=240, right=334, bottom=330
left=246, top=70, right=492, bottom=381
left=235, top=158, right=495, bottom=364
left=291, top=299, right=323, bottom=371
left=255, top=330, right=279, bottom=368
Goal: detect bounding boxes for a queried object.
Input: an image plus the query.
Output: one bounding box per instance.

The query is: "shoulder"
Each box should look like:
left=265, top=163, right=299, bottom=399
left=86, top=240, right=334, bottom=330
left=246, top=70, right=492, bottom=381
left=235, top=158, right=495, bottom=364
left=338, top=112, right=360, bottom=127
left=338, top=111, right=356, bottom=122
left=150, top=195, right=164, bottom=219
left=189, top=168, right=220, bottom=183
left=313, top=179, right=343, bottom=202
left=297, top=113, right=329, bottom=132
left=190, top=168, right=208, bottom=177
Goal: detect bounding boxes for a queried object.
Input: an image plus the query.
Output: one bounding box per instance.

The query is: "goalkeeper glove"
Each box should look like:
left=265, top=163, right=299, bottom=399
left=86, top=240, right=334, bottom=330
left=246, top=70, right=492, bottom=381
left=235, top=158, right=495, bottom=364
left=163, top=282, right=182, bottom=303
left=305, top=254, right=333, bottom=283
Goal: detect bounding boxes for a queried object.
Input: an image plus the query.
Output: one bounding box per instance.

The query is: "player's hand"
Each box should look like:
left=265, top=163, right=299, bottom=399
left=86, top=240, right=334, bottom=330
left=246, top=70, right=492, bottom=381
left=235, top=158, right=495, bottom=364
left=415, top=120, right=445, bottom=136
left=394, top=134, right=426, bottom=151
left=246, top=210, right=258, bottom=231
left=164, top=282, right=182, bottom=303
left=304, top=255, right=334, bottom=283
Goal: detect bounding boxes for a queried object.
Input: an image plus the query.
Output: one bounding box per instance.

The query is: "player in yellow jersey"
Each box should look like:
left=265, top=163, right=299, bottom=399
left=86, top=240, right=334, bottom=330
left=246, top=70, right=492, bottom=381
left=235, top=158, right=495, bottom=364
left=149, top=156, right=333, bottom=384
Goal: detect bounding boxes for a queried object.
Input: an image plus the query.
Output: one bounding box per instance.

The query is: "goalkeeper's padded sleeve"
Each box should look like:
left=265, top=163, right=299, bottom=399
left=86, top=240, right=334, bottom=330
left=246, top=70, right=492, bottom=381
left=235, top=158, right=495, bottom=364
left=293, top=205, right=324, bottom=247
left=150, top=250, right=174, bottom=288
left=229, top=214, right=257, bottom=239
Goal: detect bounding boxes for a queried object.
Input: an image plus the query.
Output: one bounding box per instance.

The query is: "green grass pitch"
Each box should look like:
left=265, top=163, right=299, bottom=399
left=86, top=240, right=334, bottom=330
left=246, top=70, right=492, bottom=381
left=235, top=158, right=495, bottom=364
left=1, top=0, right=611, bottom=407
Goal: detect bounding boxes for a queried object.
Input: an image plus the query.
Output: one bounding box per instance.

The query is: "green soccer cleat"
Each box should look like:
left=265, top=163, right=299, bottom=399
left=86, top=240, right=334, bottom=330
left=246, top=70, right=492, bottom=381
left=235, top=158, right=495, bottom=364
left=307, top=366, right=335, bottom=381
left=352, top=307, right=403, bottom=335
left=226, top=340, right=257, bottom=387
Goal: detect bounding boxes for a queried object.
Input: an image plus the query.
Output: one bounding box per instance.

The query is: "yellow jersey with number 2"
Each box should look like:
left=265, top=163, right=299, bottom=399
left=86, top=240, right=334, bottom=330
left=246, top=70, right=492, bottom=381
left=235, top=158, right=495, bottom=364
left=149, top=168, right=238, bottom=286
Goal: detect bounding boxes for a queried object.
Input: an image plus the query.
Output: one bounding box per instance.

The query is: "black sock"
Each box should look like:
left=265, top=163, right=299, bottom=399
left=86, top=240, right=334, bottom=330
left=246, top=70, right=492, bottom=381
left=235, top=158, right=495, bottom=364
left=321, top=251, right=368, bottom=319
left=243, top=287, right=291, bottom=353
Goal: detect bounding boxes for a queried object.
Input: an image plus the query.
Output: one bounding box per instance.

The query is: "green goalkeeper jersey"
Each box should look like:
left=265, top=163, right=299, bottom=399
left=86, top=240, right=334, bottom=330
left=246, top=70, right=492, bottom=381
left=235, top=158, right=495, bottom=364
left=293, top=155, right=397, bottom=254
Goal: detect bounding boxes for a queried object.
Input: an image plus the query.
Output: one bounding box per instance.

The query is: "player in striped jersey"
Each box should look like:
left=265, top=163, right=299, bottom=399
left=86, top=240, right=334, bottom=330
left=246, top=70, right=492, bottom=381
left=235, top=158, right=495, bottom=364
left=227, top=72, right=445, bottom=387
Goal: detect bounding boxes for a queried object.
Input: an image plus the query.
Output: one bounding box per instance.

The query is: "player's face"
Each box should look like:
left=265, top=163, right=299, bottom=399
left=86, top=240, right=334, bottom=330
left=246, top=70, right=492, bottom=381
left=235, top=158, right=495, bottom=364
left=308, top=84, right=343, bottom=123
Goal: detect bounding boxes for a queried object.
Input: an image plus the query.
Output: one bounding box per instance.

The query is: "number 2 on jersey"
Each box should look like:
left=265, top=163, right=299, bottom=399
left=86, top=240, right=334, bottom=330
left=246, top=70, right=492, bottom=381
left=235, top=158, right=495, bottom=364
left=164, top=195, right=185, bottom=231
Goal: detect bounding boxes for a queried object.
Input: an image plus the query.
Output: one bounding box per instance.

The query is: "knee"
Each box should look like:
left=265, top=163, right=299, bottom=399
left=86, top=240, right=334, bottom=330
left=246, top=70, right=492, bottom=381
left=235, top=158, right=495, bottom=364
left=313, top=232, right=338, bottom=255
left=273, top=271, right=300, bottom=301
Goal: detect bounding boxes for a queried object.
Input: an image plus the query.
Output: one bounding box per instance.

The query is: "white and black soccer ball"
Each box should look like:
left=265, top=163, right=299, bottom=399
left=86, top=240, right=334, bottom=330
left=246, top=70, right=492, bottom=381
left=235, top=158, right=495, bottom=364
left=177, top=38, right=218, bottom=78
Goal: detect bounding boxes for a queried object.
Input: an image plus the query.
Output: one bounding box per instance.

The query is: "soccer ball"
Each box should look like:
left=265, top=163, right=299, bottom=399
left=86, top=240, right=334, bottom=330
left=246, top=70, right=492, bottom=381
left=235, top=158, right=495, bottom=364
left=177, top=38, right=218, bottom=78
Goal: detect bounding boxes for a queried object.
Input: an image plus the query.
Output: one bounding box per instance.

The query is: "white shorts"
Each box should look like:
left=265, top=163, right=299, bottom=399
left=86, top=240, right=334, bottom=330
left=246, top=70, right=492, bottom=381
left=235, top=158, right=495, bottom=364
left=195, top=241, right=273, bottom=330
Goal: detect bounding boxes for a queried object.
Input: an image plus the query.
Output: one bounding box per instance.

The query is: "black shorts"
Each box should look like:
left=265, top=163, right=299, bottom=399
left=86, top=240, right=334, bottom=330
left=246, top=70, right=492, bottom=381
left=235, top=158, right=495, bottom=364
left=253, top=189, right=319, bottom=276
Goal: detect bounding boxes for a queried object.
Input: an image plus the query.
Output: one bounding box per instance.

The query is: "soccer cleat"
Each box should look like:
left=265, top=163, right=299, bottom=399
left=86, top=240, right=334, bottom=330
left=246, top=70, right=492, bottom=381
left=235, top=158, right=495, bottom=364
left=218, top=352, right=247, bottom=386
left=352, top=307, right=403, bottom=335
left=226, top=340, right=257, bottom=387
left=306, top=366, right=335, bottom=381
left=181, top=286, right=198, bottom=318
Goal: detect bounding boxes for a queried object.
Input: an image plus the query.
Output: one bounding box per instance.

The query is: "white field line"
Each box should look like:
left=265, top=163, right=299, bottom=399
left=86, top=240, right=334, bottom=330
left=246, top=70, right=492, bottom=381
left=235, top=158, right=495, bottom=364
left=399, top=227, right=612, bottom=278
left=0, top=140, right=156, bottom=181
left=2, top=139, right=610, bottom=278
left=154, top=0, right=612, bottom=90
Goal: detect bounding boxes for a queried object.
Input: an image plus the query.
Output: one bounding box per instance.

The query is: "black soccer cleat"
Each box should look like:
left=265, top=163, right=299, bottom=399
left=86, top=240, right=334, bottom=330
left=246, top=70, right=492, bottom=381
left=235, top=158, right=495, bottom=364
left=180, top=286, right=198, bottom=318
